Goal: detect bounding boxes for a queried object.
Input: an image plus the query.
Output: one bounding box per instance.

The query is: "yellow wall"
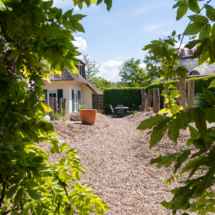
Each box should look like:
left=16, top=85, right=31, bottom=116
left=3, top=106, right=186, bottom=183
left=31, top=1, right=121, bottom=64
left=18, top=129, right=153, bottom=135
left=42, top=80, right=95, bottom=113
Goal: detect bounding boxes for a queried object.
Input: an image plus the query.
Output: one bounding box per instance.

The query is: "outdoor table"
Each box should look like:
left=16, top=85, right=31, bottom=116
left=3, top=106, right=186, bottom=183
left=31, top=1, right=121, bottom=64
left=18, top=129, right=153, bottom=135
left=115, top=107, right=129, bottom=117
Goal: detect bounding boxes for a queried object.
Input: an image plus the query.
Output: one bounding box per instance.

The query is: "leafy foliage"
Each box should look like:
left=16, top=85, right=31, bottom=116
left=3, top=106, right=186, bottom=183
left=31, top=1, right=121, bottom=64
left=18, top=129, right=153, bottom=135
left=104, top=87, right=142, bottom=113
left=139, top=0, right=215, bottom=214
left=0, top=0, right=110, bottom=214
left=119, top=58, right=156, bottom=87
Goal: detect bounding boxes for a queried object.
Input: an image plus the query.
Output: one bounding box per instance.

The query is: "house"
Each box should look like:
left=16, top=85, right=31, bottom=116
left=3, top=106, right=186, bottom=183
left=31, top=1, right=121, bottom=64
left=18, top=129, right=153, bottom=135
left=175, top=56, right=215, bottom=77
left=42, top=59, right=102, bottom=113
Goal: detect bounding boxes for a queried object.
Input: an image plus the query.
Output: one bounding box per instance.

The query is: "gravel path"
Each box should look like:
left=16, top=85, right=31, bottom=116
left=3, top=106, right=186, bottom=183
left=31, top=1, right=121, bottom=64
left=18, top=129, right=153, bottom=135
left=39, top=112, right=193, bottom=215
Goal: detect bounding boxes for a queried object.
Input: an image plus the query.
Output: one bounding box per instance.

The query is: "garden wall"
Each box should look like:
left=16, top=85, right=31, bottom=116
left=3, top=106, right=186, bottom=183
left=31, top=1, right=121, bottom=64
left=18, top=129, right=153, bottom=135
left=104, top=75, right=215, bottom=113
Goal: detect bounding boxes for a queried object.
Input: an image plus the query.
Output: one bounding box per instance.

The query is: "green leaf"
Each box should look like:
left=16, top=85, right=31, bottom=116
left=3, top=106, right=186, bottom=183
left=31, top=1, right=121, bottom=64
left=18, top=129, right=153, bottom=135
left=104, top=0, right=112, bottom=11
left=199, top=24, right=211, bottom=39
left=137, top=115, right=166, bottom=130
left=172, top=30, right=176, bottom=36
left=205, top=5, right=215, bottom=21
left=190, top=108, right=207, bottom=137
left=184, top=22, right=205, bottom=35
left=194, top=166, right=215, bottom=197
left=14, top=188, right=23, bottom=205
left=15, top=55, right=23, bottom=73
left=151, top=153, right=179, bottom=168
left=174, top=150, right=191, bottom=173
left=175, top=66, right=189, bottom=79
left=206, top=205, right=215, bottom=213
left=27, top=189, right=42, bottom=200
left=203, top=88, right=215, bottom=105
left=188, top=0, right=200, bottom=13
left=7, top=185, right=18, bottom=198
left=63, top=9, right=73, bottom=20
left=208, top=79, right=215, bottom=88
left=73, top=22, right=85, bottom=33
left=188, top=15, right=208, bottom=23
left=60, top=142, right=68, bottom=152
left=177, top=4, right=188, bottom=20
left=97, top=0, right=103, bottom=5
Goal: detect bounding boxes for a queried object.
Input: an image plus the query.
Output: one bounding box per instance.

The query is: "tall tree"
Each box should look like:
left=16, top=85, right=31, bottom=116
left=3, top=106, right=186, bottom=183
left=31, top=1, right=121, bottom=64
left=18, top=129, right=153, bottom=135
left=119, top=58, right=155, bottom=87
left=83, top=55, right=100, bottom=81
left=0, top=0, right=111, bottom=214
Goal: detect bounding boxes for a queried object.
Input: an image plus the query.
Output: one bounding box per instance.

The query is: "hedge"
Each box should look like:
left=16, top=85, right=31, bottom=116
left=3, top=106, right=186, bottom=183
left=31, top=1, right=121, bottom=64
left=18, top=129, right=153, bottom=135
left=104, top=75, right=215, bottom=113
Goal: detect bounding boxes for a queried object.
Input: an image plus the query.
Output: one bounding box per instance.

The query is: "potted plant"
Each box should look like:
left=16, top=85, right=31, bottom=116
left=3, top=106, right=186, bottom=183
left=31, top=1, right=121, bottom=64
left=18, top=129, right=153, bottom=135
left=79, top=105, right=97, bottom=125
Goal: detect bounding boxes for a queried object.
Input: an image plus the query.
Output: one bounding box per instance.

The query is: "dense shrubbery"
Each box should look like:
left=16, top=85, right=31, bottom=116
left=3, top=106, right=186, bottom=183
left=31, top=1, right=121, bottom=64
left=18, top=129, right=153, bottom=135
left=104, top=75, right=215, bottom=113
left=104, top=87, right=142, bottom=113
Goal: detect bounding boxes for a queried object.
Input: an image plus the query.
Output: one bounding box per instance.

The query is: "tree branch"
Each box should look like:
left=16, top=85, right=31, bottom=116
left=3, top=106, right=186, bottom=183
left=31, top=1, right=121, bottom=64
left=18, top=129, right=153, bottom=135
left=19, top=0, right=26, bottom=17
left=171, top=0, right=212, bottom=69
left=0, top=180, right=6, bottom=209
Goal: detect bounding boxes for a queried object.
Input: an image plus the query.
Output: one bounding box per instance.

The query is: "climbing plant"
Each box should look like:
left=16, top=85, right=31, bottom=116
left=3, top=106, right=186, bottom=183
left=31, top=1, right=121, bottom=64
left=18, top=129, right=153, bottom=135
left=0, top=0, right=111, bottom=214
left=138, top=0, right=215, bottom=214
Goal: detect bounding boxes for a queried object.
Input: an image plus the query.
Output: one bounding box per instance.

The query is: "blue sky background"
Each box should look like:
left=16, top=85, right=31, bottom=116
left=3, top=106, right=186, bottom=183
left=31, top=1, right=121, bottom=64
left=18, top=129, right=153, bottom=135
left=53, top=0, right=215, bottom=82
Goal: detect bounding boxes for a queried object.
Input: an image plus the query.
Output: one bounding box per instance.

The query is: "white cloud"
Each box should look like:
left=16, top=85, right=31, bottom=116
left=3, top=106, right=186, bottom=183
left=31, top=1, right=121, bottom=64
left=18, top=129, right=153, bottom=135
left=143, top=21, right=168, bottom=33
left=117, top=55, right=123, bottom=59
left=175, top=43, right=186, bottom=49
left=97, top=60, right=123, bottom=82
left=132, top=6, right=148, bottom=15
left=139, top=63, right=146, bottom=69
left=72, top=37, right=87, bottom=51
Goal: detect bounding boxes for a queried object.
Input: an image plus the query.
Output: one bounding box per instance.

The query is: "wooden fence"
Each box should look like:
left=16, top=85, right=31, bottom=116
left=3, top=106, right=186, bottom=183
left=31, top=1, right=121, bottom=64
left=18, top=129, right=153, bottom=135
left=141, top=79, right=195, bottom=114
left=49, top=98, right=66, bottom=119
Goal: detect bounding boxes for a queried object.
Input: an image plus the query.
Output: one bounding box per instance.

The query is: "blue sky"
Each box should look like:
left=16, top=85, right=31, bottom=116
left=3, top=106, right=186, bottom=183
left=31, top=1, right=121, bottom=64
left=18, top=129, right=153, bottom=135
left=53, top=0, right=215, bottom=82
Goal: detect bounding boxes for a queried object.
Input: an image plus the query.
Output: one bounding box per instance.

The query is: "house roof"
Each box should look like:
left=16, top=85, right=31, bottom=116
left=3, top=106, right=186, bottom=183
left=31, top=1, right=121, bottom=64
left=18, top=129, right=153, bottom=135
left=174, top=57, right=215, bottom=76
left=48, top=68, right=102, bottom=95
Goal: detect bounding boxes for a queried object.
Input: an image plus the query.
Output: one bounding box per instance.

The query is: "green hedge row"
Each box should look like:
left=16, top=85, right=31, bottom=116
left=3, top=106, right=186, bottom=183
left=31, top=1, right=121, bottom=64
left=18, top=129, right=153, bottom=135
left=104, top=75, right=215, bottom=113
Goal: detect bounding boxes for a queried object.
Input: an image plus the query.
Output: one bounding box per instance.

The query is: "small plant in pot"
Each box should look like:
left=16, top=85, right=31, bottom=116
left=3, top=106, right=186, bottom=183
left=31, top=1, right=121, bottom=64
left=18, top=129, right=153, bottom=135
left=79, top=104, right=97, bottom=125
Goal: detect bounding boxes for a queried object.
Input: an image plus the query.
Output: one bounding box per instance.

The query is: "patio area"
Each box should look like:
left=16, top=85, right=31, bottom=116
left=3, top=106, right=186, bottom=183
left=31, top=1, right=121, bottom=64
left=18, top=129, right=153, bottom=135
left=39, top=112, right=192, bottom=214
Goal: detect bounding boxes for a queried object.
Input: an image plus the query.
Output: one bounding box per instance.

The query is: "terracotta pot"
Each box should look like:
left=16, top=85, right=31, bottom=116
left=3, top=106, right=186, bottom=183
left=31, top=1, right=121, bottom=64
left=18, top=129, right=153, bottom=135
left=79, top=109, right=97, bottom=125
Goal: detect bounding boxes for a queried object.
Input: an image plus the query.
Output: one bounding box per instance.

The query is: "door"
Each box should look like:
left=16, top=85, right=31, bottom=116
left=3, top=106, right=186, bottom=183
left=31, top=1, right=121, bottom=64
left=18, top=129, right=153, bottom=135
left=48, top=91, right=57, bottom=106
left=74, top=94, right=78, bottom=112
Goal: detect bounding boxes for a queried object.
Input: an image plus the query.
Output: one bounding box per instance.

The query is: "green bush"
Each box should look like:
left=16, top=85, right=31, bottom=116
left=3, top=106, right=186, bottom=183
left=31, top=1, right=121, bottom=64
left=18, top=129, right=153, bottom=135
left=62, top=109, right=67, bottom=116
left=53, top=112, right=61, bottom=120
left=104, top=75, right=215, bottom=113
left=104, top=87, right=142, bottom=113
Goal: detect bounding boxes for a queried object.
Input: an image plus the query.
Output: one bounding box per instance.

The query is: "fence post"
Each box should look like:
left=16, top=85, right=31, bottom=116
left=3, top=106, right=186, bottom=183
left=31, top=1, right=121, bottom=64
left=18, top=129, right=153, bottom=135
left=188, top=80, right=195, bottom=109
left=153, top=88, right=160, bottom=114
left=179, top=80, right=186, bottom=109
left=54, top=98, right=57, bottom=113
left=163, top=87, right=168, bottom=108
left=59, top=98, right=63, bottom=116
left=148, top=89, right=152, bottom=108
left=49, top=97, right=54, bottom=119
left=176, top=82, right=180, bottom=105
left=144, top=92, right=148, bottom=110
left=63, top=98, right=66, bottom=111
left=141, top=88, right=145, bottom=111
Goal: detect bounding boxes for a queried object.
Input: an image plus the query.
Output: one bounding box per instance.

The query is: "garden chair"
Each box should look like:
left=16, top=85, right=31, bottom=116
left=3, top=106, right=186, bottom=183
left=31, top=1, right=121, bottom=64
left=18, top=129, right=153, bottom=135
left=126, top=104, right=135, bottom=115
left=110, top=104, right=117, bottom=115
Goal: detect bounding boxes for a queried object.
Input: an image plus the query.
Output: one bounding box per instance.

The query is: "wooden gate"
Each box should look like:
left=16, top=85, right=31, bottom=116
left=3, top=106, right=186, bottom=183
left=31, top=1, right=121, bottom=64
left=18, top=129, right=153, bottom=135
left=93, top=95, right=104, bottom=113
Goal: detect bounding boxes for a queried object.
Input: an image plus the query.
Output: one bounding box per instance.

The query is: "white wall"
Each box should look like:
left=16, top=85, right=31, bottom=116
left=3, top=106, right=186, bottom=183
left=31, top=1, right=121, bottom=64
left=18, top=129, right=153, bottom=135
left=81, top=84, right=95, bottom=109
left=42, top=80, right=95, bottom=113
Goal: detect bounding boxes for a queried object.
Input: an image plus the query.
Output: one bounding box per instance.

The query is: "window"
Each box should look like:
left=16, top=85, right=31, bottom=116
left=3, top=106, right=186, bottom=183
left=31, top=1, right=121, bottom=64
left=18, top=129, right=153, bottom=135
left=78, top=65, right=82, bottom=76
left=190, top=70, right=200, bottom=76
left=47, top=91, right=57, bottom=106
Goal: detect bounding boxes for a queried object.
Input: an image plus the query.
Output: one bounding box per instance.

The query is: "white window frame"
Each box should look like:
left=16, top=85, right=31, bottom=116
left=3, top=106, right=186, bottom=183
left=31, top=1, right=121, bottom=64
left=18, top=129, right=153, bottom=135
left=47, top=91, right=57, bottom=106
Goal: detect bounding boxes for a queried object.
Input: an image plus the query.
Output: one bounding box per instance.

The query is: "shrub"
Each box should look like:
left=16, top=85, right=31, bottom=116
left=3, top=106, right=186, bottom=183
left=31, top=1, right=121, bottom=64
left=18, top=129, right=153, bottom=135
left=104, top=88, right=142, bottom=113
left=104, top=75, right=215, bottom=113
left=53, top=112, right=61, bottom=120
left=62, top=109, right=67, bottom=116
left=79, top=104, right=87, bottom=110
left=62, top=116, right=67, bottom=122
